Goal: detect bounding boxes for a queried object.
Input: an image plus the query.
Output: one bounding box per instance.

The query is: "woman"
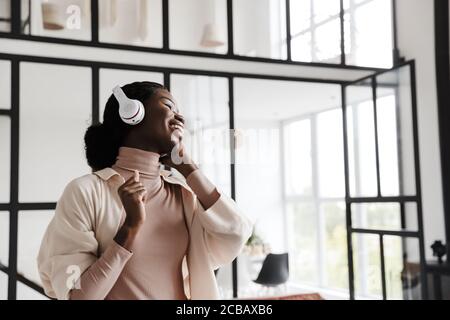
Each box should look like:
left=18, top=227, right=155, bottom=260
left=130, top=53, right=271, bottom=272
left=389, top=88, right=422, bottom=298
left=37, top=81, right=253, bottom=300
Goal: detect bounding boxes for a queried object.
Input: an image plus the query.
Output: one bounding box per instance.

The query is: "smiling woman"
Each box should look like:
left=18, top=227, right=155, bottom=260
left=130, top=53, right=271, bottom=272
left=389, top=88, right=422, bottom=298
left=36, top=80, right=253, bottom=300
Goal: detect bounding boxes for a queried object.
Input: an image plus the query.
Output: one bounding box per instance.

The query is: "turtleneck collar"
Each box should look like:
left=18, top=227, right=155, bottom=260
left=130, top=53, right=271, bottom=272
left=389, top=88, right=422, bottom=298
left=113, top=146, right=161, bottom=180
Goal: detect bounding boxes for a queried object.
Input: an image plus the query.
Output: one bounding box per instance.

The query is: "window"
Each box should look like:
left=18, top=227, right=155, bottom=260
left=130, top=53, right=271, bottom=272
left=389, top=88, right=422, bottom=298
left=21, top=0, right=91, bottom=41
left=233, top=0, right=287, bottom=59
left=284, top=108, right=347, bottom=292
left=99, top=0, right=163, bottom=48
left=19, top=62, right=92, bottom=202
left=290, top=0, right=341, bottom=63
left=290, top=0, right=394, bottom=67
left=17, top=282, right=49, bottom=300
left=0, top=60, right=11, bottom=110
left=18, top=211, right=54, bottom=285
left=233, top=78, right=342, bottom=296
left=0, top=272, right=7, bottom=300
left=170, top=74, right=231, bottom=196
left=0, top=117, right=10, bottom=203
left=169, top=0, right=228, bottom=54
left=344, top=0, right=393, bottom=68
left=346, top=64, right=423, bottom=300
left=0, top=211, right=8, bottom=268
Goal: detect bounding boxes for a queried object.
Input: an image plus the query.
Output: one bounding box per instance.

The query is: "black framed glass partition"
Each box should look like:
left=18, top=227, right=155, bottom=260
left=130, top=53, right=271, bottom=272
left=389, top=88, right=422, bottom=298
left=343, top=62, right=427, bottom=300
left=0, top=0, right=397, bottom=70
left=0, top=47, right=426, bottom=300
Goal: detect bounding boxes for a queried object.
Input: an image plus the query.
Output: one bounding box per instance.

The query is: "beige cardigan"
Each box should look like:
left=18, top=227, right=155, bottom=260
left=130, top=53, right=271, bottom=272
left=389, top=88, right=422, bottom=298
left=37, top=167, right=253, bottom=300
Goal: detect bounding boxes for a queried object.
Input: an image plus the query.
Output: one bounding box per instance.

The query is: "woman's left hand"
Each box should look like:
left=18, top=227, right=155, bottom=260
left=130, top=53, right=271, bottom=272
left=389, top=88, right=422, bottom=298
left=160, top=143, right=198, bottom=178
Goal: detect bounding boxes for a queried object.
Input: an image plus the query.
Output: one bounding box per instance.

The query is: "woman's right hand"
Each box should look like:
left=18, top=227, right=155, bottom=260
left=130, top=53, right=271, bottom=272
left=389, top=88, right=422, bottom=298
left=118, top=170, right=147, bottom=229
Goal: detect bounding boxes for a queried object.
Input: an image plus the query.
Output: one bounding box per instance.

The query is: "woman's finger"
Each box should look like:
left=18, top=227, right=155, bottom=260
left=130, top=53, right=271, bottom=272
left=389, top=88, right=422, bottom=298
left=126, top=186, right=147, bottom=194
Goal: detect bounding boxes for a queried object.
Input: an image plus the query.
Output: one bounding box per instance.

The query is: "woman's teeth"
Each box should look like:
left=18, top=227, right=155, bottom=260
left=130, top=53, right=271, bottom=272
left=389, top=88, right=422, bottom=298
left=170, top=124, right=184, bottom=133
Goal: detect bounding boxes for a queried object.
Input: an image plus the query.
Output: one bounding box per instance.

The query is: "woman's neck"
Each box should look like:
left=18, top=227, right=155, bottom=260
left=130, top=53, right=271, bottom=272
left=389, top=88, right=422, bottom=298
left=113, top=146, right=161, bottom=180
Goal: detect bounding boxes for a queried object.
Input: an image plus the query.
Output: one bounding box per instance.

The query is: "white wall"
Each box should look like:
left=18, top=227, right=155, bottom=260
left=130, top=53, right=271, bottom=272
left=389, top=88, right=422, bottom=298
left=397, top=0, right=446, bottom=260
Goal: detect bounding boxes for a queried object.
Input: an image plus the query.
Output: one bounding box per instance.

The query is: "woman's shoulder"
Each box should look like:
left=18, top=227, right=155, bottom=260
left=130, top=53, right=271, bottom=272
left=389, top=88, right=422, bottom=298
left=61, top=171, right=110, bottom=201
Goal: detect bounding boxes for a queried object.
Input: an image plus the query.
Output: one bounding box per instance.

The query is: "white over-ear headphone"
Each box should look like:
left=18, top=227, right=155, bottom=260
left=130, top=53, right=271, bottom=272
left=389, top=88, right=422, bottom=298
left=112, top=85, right=145, bottom=125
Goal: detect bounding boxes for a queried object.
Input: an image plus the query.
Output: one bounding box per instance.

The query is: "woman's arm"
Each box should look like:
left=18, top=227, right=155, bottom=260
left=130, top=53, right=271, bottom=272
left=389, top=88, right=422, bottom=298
left=38, top=172, right=147, bottom=300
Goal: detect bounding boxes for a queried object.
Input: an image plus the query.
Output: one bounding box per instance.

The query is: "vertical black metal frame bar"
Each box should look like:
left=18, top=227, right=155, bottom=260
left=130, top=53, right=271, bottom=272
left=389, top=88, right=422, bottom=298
left=372, top=77, right=382, bottom=196
left=162, top=0, right=169, bottom=50
left=91, top=0, right=99, bottom=43
left=226, top=0, right=234, bottom=56
left=392, top=0, right=401, bottom=64
left=91, top=65, right=99, bottom=124
left=379, top=234, right=387, bottom=299
left=409, top=61, right=429, bottom=299
left=10, top=0, right=21, bottom=35
left=341, top=84, right=355, bottom=300
left=340, top=0, right=346, bottom=65
left=228, top=76, right=238, bottom=298
left=285, top=0, right=292, bottom=61
left=434, top=0, right=450, bottom=263
left=7, top=58, right=19, bottom=300
left=163, top=71, right=171, bottom=91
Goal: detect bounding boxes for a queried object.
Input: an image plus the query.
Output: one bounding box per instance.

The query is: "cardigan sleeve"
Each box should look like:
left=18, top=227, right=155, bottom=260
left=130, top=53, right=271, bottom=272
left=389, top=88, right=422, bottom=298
left=185, top=170, right=254, bottom=269
left=37, top=177, right=131, bottom=300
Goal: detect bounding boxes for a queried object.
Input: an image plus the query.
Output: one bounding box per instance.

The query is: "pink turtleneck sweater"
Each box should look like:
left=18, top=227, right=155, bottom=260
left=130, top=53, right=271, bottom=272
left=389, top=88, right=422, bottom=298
left=69, top=147, right=220, bottom=300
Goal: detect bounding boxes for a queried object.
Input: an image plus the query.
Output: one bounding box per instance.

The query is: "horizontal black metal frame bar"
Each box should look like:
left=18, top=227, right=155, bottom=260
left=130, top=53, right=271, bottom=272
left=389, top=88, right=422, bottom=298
left=343, top=60, right=414, bottom=87
left=352, top=228, right=419, bottom=238
left=348, top=195, right=418, bottom=203
left=0, top=52, right=351, bottom=85
left=0, top=33, right=388, bottom=73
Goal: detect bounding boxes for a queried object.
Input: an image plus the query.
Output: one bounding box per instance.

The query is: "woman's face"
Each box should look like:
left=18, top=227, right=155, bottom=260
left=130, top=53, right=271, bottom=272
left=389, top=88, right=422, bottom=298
left=136, top=89, right=185, bottom=154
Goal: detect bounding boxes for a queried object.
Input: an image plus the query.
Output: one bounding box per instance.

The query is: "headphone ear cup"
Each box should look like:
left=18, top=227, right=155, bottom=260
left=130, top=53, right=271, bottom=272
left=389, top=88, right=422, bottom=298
left=113, top=85, right=146, bottom=125
left=119, top=100, right=145, bottom=125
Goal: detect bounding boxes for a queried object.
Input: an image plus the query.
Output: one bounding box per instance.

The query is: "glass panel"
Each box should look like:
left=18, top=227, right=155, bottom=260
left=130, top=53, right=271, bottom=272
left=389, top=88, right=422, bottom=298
left=287, top=202, right=318, bottom=285
left=215, top=263, right=233, bottom=299
left=0, top=60, right=11, bottom=109
left=344, top=0, right=393, bottom=68
left=19, top=62, right=92, bottom=202
left=291, top=32, right=312, bottom=62
left=377, top=66, right=416, bottom=196
left=353, top=233, right=382, bottom=299
left=0, top=0, right=11, bottom=32
left=99, top=68, right=164, bottom=122
left=234, top=0, right=286, bottom=59
left=0, top=117, right=10, bottom=202
left=314, top=19, right=341, bottom=63
left=99, top=0, right=162, bottom=48
left=0, top=271, right=7, bottom=300
left=384, top=236, right=421, bottom=300
left=283, top=119, right=312, bottom=197
left=234, top=78, right=341, bottom=297
left=317, top=108, right=345, bottom=198
left=22, top=0, right=91, bottom=41
left=346, top=80, right=378, bottom=197
left=289, top=0, right=310, bottom=36
left=17, top=282, right=49, bottom=300
left=170, top=0, right=227, bottom=54
left=352, top=202, right=419, bottom=232
left=291, top=0, right=341, bottom=63
left=18, top=210, right=54, bottom=285
left=322, top=201, right=348, bottom=291
left=170, top=74, right=231, bottom=196
left=0, top=211, right=8, bottom=267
